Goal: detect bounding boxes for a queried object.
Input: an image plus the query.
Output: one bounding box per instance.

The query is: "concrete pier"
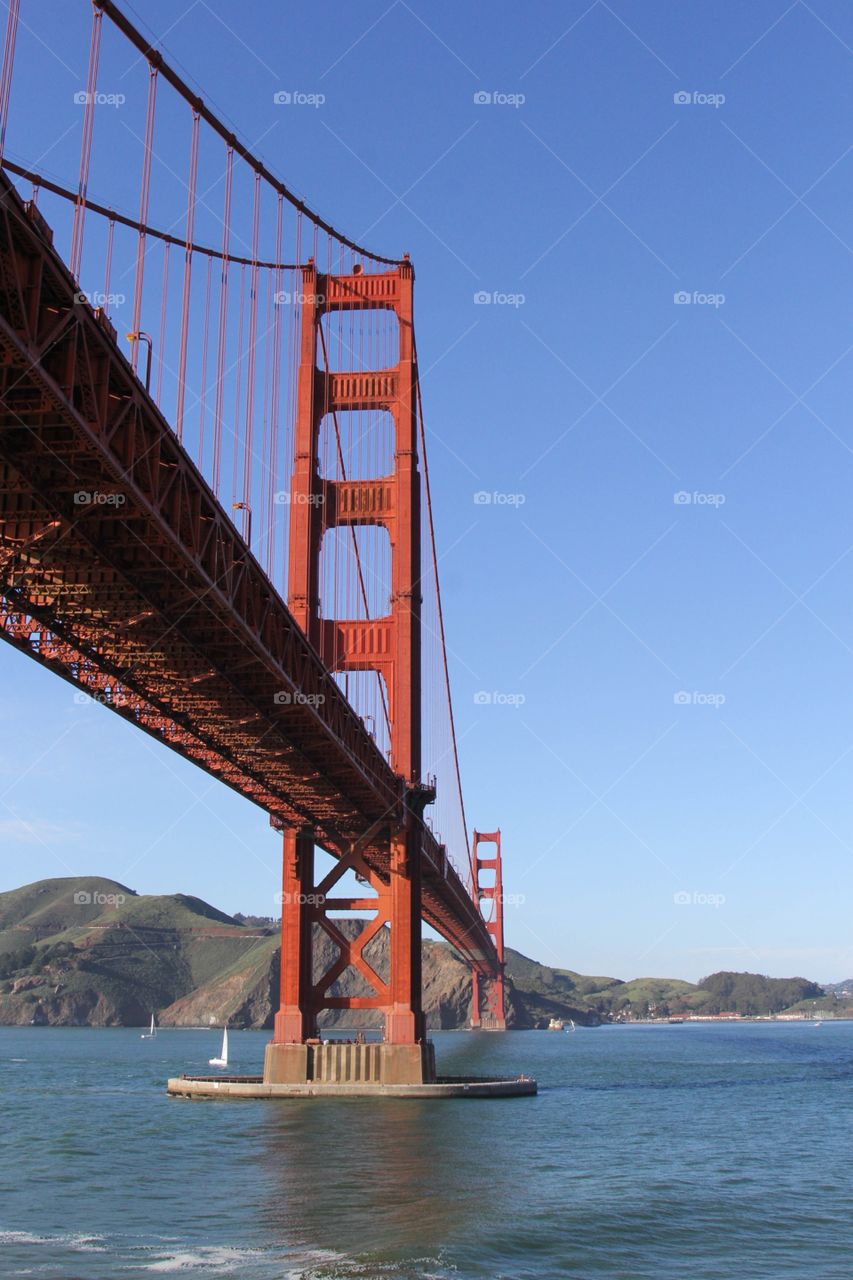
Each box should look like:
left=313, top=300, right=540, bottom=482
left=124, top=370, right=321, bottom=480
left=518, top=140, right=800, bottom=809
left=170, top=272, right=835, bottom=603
left=263, top=1040, right=436, bottom=1086
left=167, top=1036, right=536, bottom=1099
left=166, top=1072, right=537, bottom=1100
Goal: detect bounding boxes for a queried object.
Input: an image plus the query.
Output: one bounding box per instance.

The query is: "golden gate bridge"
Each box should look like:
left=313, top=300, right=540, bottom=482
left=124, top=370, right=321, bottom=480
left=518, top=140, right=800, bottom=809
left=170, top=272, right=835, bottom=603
left=0, top=0, right=529, bottom=1093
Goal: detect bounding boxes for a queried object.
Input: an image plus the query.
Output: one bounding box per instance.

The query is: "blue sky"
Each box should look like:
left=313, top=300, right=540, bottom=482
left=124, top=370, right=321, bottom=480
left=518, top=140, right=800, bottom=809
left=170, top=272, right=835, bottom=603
left=2, top=0, right=853, bottom=983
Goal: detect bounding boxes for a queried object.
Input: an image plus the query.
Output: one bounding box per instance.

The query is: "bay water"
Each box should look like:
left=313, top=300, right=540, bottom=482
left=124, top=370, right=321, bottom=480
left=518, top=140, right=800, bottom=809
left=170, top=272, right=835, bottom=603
left=1, top=1022, right=851, bottom=1278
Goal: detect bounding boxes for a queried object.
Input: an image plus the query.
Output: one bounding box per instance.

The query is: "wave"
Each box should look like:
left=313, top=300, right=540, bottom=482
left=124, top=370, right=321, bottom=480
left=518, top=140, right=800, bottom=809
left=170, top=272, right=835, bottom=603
left=139, top=1245, right=267, bottom=1272
left=282, top=1252, right=456, bottom=1280
left=0, top=1230, right=106, bottom=1251
left=137, top=1245, right=454, bottom=1279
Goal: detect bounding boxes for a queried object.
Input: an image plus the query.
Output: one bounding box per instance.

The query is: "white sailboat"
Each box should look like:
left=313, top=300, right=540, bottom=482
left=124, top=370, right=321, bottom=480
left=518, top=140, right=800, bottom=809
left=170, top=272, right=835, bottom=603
left=140, top=1014, right=156, bottom=1040
left=209, top=1025, right=229, bottom=1067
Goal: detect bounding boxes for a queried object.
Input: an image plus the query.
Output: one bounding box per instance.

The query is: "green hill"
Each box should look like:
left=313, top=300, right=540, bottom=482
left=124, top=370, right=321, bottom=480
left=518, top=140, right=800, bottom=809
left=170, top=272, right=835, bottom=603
left=589, top=975, right=697, bottom=1014
left=0, top=877, right=837, bottom=1029
left=0, top=878, right=269, bottom=1026
left=0, top=876, right=137, bottom=952
left=503, top=949, right=617, bottom=1025
left=501, top=950, right=831, bottom=1023
left=691, top=971, right=823, bottom=1016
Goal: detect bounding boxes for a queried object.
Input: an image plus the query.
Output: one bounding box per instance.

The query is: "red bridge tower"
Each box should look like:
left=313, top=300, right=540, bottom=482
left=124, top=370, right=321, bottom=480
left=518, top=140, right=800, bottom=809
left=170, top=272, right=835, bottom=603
left=265, top=259, right=433, bottom=1086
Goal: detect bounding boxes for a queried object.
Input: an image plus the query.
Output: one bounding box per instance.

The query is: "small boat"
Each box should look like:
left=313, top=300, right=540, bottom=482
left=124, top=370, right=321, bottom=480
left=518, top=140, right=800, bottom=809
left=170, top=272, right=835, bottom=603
left=547, top=1017, right=564, bottom=1031
left=565, top=1019, right=576, bottom=1033
left=209, top=1025, right=229, bottom=1067
left=140, top=1014, right=156, bottom=1040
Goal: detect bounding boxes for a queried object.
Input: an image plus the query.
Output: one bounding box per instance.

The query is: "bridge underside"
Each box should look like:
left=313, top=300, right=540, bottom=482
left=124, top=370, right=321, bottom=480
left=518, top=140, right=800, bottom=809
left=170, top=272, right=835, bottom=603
left=0, top=174, right=497, bottom=996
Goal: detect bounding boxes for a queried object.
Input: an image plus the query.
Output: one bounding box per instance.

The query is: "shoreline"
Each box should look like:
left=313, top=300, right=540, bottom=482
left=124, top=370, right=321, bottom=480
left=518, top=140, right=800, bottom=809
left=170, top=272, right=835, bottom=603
left=2, top=1018, right=852, bottom=1033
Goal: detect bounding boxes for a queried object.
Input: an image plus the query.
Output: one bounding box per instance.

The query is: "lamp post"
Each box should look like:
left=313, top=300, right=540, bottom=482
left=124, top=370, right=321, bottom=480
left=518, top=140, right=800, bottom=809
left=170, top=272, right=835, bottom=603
left=232, top=501, right=252, bottom=548
left=126, top=331, right=153, bottom=393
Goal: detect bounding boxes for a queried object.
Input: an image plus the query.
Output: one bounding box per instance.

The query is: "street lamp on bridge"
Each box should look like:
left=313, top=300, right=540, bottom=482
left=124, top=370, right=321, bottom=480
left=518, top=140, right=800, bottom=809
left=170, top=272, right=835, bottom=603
left=126, top=330, right=153, bottom=393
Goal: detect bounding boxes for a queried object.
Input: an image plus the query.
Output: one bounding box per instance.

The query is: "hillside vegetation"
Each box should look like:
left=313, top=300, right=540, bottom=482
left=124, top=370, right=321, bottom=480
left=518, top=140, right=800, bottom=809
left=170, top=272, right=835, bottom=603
left=0, top=877, right=840, bottom=1028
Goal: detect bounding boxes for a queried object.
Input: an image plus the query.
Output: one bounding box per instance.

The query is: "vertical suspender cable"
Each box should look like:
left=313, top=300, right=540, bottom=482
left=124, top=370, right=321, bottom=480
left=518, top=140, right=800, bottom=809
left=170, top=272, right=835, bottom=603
left=283, top=211, right=304, bottom=594
left=155, top=242, right=170, bottom=404
left=259, top=269, right=273, bottom=570
left=268, top=193, right=284, bottom=581
left=129, top=63, right=158, bottom=372
left=198, top=254, right=213, bottom=471
left=212, top=145, right=234, bottom=495
left=0, top=0, right=21, bottom=167
left=175, top=108, right=200, bottom=441
left=242, top=171, right=262, bottom=523
left=231, top=264, right=246, bottom=507
left=101, top=215, right=115, bottom=316
left=69, top=6, right=103, bottom=280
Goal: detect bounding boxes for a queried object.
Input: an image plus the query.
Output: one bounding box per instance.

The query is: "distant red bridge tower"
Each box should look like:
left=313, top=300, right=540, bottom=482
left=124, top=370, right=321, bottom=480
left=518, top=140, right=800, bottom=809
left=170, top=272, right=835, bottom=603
left=470, top=830, right=507, bottom=1031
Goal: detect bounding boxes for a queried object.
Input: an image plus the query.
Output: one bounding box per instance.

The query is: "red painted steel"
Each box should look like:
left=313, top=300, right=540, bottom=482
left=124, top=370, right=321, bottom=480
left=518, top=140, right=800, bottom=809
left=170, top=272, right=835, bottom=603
left=0, top=0, right=510, bottom=1049
left=275, top=261, right=428, bottom=1045
left=470, top=831, right=507, bottom=1030
left=0, top=172, right=498, bottom=978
